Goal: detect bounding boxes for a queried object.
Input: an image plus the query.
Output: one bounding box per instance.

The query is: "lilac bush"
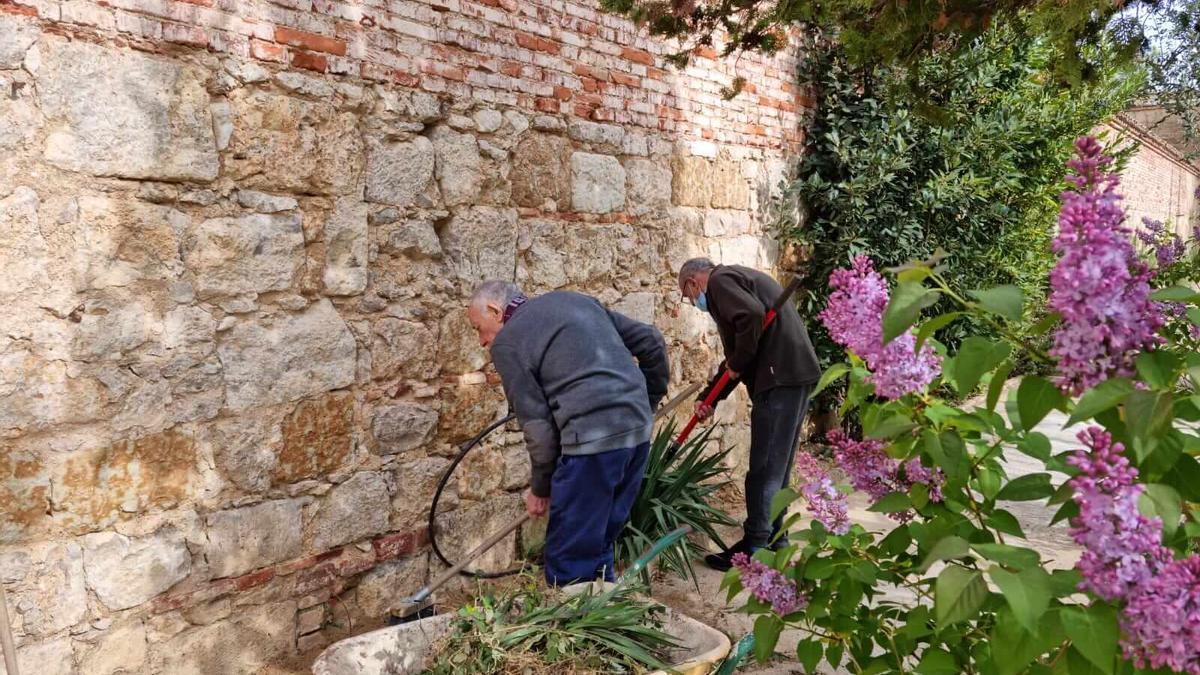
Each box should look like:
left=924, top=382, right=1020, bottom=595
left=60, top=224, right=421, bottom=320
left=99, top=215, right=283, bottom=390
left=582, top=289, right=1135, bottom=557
left=792, top=451, right=851, bottom=535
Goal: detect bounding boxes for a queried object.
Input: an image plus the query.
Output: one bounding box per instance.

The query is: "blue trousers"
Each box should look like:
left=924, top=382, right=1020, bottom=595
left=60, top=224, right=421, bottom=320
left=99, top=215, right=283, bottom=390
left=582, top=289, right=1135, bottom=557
left=543, top=442, right=650, bottom=586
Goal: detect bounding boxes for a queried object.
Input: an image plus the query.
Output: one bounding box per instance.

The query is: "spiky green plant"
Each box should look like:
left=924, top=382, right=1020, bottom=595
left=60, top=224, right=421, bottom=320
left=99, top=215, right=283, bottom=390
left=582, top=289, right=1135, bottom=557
left=615, top=421, right=736, bottom=586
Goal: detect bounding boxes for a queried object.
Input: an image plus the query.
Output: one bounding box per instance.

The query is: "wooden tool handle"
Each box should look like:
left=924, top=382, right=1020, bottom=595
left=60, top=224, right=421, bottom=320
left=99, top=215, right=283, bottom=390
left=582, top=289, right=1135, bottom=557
left=415, top=512, right=532, bottom=603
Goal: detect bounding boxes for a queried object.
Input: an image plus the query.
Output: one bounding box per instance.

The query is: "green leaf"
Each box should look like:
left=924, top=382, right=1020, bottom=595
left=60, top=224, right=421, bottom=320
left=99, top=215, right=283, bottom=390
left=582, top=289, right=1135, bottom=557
left=1068, top=378, right=1135, bottom=426
left=883, top=280, right=940, bottom=344
left=813, top=363, right=850, bottom=398
left=1138, top=483, right=1181, bottom=537
left=796, top=639, right=822, bottom=673
left=1018, top=376, right=1065, bottom=430
left=1018, top=432, right=1052, bottom=461
left=935, top=566, right=988, bottom=627
left=1061, top=605, right=1119, bottom=674
left=972, top=543, right=1041, bottom=570
left=987, top=361, right=1015, bottom=412
left=1051, top=500, right=1080, bottom=526
left=920, top=535, right=970, bottom=572
left=1028, top=312, right=1061, bottom=336
left=970, top=285, right=1024, bottom=321
left=769, top=487, right=800, bottom=523
left=868, top=491, right=912, bottom=514
left=1136, top=351, right=1180, bottom=390
left=987, top=509, right=1028, bottom=539
left=1126, top=390, right=1174, bottom=452
left=916, top=648, right=959, bottom=675
left=1150, top=285, right=1200, bottom=302
left=753, top=615, right=784, bottom=663
left=867, top=414, right=917, bottom=439
left=990, top=566, right=1051, bottom=633
left=991, top=606, right=1064, bottom=675
left=952, top=337, right=1013, bottom=395
left=997, top=473, right=1055, bottom=502
left=916, top=312, right=964, bottom=350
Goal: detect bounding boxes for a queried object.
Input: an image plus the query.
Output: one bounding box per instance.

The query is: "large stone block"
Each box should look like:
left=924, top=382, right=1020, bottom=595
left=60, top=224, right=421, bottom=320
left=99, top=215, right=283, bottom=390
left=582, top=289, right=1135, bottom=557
left=625, top=158, right=671, bottom=216
left=81, top=529, right=191, bottom=610
left=356, top=554, right=429, bottom=617
left=0, top=187, right=74, bottom=313
left=53, top=430, right=197, bottom=533
left=218, top=299, right=356, bottom=410
left=0, top=447, right=49, bottom=544
left=501, top=446, right=531, bottom=491
left=370, top=318, right=438, bottom=381
left=431, top=125, right=482, bottom=206
left=72, top=195, right=191, bottom=292
left=711, top=157, right=751, bottom=208
left=437, top=308, right=487, bottom=375
left=610, top=292, right=657, bottom=325
left=183, top=213, right=304, bottom=299
left=157, top=601, right=296, bottom=675
left=671, top=154, right=713, bottom=207
left=38, top=40, right=218, bottom=181
left=568, top=120, right=624, bottom=150
left=510, top=133, right=571, bottom=208
left=433, top=493, right=522, bottom=572
left=571, top=152, right=626, bottom=214
left=0, top=351, right=108, bottom=437
left=438, top=383, right=508, bottom=444
left=227, top=90, right=363, bottom=195
left=456, top=445, right=504, bottom=500
left=372, top=403, right=438, bottom=455
left=275, top=393, right=354, bottom=483
left=12, top=543, right=87, bottom=637
left=365, top=135, right=436, bottom=207
left=390, top=457, right=453, bottom=530
left=441, top=206, right=518, bottom=285
left=309, top=472, right=390, bottom=550
left=381, top=218, right=442, bottom=259
left=205, top=499, right=302, bottom=578
left=71, top=294, right=159, bottom=362
left=204, top=413, right=281, bottom=494
left=0, top=16, right=38, bottom=69
left=78, top=621, right=148, bottom=675
left=515, top=219, right=568, bottom=291
left=322, top=198, right=369, bottom=296
left=0, top=71, right=40, bottom=154
left=0, top=636, right=73, bottom=675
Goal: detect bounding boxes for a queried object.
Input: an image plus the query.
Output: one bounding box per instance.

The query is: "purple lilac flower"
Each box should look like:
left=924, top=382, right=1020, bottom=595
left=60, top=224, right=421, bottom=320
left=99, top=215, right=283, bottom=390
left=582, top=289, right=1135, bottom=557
left=792, top=452, right=851, bottom=535
left=1067, top=427, right=1169, bottom=602
left=1137, top=217, right=1185, bottom=269
left=1049, top=137, right=1164, bottom=395
left=1120, top=555, right=1200, bottom=675
left=820, top=256, right=941, bottom=399
left=827, top=431, right=943, bottom=523
left=731, top=552, right=805, bottom=615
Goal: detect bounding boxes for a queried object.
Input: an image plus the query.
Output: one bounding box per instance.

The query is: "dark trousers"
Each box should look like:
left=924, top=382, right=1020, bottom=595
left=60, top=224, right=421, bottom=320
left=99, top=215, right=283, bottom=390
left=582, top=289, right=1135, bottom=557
left=543, top=442, right=650, bottom=586
left=744, top=384, right=813, bottom=548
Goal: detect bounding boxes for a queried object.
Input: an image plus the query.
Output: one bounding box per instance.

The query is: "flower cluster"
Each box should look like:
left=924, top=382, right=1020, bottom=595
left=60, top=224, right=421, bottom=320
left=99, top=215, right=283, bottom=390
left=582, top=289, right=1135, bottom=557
left=731, top=552, right=805, bottom=615
left=793, top=452, right=851, bottom=535
left=827, top=430, right=943, bottom=522
left=1136, top=217, right=1185, bottom=269
left=1048, top=136, right=1163, bottom=395
left=1067, top=426, right=1200, bottom=673
left=821, top=256, right=941, bottom=399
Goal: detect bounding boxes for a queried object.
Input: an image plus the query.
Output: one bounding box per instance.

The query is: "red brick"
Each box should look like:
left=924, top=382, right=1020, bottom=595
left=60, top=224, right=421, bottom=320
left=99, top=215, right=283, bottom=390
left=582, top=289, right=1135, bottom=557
left=591, top=107, right=615, bottom=122
left=553, top=86, right=572, bottom=101
left=178, top=0, right=213, bottom=6
left=393, top=70, right=420, bottom=87
left=741, top=81, right=758, bottom=94
left=251, top=38, right=287, bottom=62
left=646, top=66, right=666, bottom=80
left=372, top=531, right=420, bottom=561
left=235, top=567, right=276, bottom=591
left=580, top=77, right=602, bottom=93
left=291, top=50, right=327, bottom=72
left=294, top=563, right=338, bottom=597
left=534, top=97, right=559, bottom=113
left=694, top=45, right=718, bottom=60
left=275, top=25, right=347, bottom=55
left=610, top=72, right=639, bottom=87
left=620, top=46, right=654, bottom=66
left=0, top=2, right=39, bottom=17
left=515, top=31, right=560, bottom=55
left=164, top=22, right=207, bottom=47
left=500, top=60, right=522, bottom=77
left=572, top=62, right=608, bottom=81
left=701, top=128, right=714, bottom=139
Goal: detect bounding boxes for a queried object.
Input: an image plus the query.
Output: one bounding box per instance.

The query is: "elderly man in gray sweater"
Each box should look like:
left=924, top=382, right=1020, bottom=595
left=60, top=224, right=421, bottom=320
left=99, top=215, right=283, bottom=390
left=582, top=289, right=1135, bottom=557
left=467, top=280, right=669, bottom=585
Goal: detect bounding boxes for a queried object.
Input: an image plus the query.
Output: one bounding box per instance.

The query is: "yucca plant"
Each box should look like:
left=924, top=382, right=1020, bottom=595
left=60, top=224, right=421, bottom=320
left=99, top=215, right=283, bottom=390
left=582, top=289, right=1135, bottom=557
left=615, top=421, right=736, bottom=586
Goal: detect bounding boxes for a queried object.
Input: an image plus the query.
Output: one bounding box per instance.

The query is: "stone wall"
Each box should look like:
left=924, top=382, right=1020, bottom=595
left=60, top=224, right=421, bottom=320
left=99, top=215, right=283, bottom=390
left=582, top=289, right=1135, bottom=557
left=0, top=0, right=806, bottom=671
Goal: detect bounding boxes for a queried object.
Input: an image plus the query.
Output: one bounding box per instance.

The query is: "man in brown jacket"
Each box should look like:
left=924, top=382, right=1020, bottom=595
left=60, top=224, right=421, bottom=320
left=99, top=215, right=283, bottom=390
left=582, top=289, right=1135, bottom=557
left=677, top=257, right=822, bottom=570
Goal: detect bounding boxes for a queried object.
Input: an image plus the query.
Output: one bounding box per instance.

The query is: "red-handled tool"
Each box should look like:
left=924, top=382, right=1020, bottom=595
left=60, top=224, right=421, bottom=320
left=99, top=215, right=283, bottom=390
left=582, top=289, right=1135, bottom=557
left=673, top=275, right=804, bottom=446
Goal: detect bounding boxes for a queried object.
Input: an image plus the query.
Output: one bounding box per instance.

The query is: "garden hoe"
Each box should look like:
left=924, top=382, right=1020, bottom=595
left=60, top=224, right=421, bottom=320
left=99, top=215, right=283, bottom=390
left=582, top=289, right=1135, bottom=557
left=389, top=382, right=702, bottom=625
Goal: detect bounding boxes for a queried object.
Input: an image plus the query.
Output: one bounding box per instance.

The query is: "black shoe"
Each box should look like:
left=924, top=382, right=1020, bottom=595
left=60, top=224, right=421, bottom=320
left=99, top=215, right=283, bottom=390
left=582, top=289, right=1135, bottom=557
left=703, top=538, right=758, bottom=572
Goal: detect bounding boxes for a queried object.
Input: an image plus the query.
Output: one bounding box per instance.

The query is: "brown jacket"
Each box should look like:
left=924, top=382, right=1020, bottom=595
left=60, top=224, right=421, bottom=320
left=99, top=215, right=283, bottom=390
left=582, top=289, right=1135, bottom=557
left=701, top=265, right=821, bottom=402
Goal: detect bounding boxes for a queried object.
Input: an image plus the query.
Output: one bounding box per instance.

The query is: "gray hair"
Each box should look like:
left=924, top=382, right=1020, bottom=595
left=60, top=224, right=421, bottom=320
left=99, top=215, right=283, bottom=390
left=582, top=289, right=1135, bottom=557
left=678, top=257, right=716, bottom=283
left=470, top=280, right=524, bottom=308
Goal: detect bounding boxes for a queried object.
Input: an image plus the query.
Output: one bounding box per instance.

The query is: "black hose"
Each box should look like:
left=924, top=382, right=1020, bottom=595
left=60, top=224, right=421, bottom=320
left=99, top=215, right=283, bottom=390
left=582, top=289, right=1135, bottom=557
left=428, top=412, right=529, bottom=578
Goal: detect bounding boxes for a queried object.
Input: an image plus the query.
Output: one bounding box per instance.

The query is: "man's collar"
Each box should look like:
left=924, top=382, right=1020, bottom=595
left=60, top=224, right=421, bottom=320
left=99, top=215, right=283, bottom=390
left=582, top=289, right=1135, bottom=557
left=501, top=294, right=528, bottom=323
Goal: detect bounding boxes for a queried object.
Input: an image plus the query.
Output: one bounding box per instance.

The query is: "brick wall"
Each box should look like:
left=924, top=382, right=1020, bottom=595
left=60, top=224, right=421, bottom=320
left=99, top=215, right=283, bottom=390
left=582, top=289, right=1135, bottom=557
left=1105, top=115, right=1200, bottom=234
left=0, top=1, right=806, bottom=672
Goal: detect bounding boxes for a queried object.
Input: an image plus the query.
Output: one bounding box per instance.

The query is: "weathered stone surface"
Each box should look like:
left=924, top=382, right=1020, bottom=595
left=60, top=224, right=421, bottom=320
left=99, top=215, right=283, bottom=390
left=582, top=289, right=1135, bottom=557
left=625, top=158, right=672, bottom=216
left=382, top=219, right=442, bottom=259
left=0, top=187, right=73, bottom=312
left=371, top=318, right=439, bottom=380
left=236, top=190, right=298, bottom=213
left=0, top=72, right=41, bottom=153
left=390, top=457, right=453, bottom=530
left=0, top=636, right=73, bottom=675
left=322, top=198, right=369, bottom=296
left=356, top=555, right=429, bottom=616
left=516, top=219, right=568, bottom=291
left=372, top=403, right=438, bottom=455
left=79, top=621, right=148, bottom=675
left=473, top=109, right=503, bottom=133
left=0, top=550, right=30, bottom=584
left=184, top=214, right=303, bottom=299
left=71, top=196, right=190, bottom=291
left=0, top=447, right=50, bottom=544
left=296, top=604, right=324, bottom=635
left=501, top=446, right=531, bottom=491
left=205, top=413, right=280, bottom=493
left=0, top=351, right=108, bottom=437
left=568, top=119, right=624, bottom=150
left=274, top=71, right=333, bottom=98
left=375, top=88, right=442, bottom=121
left=81, top=529, right=191, bottom=610
left=0, top=16, right=38, bottom=69
left=511, top=134, right=571, bottom=207
left=275, top=393, right=354, bottom=482
left=205, top=499, right=302, bottom=578
left=711, top=157, right=750, bottom=208
left=671, top=154, right=713, bottom=207
left=228, top=90, right=363, bottom=195
left=503, top=110, right=529, bottom=134
left=438, top=309, right=487, bottom=374
left=457, top=446, right=503, bottom=500
left=14, top=543, right=87, bottom=636
left=622, top=131, right=649, bottom=156
left=431, top=126, right=482, bottom=206
left=53, top=430, right=197, bottom=533
left=438, top=383, right=507, bottom=443
left=71, top=295, right=159, bottom=361
left=38, top=40, right=218, bottom=181
left=309, top=472, right=390, bottom=550
left=218, top=299, right=356, bottom=410
left=365, top=135, right=436, bottom=207
left=571, top=152, right=626, bottom=214
left=703, top=209, right=752, bottom=237
left=433, top=493, right=521, bottom=571
left=441, top=206, right=518, bottom=284
left=611, top=292, right=657, bottom=325
left=157, top=601, right=295, bottom=675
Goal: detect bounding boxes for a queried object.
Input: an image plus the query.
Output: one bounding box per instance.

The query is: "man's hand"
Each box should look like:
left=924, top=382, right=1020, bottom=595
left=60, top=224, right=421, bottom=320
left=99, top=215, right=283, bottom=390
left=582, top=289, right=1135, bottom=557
left=524, top=489, right=550, bottom=518
left=694, top=400, right=714, bottom=421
